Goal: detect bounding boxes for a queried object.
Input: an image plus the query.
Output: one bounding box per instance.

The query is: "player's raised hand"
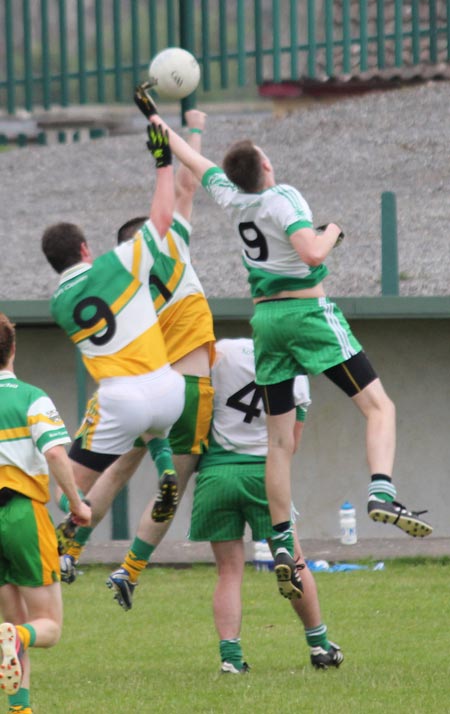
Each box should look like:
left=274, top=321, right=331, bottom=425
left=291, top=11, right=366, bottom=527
left=184, top=109, right=207, bottom=133
left=146, top=122, right=172, bottom=168
left=134, top=81, right=159, bottom=119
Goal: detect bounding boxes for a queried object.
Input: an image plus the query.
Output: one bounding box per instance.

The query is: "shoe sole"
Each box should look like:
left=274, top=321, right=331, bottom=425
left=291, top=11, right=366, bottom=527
left=0, top=623, right=22, bottom=695
left=369, top=507, right=433, bottom=537
left=106, top=577, right=132, bottom=611
left=274, top=563, right=303, bottom=600
left=151, top=478, right=179, bottom=523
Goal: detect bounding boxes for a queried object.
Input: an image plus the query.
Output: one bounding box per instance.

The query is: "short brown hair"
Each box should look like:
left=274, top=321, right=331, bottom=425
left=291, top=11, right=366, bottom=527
left=222, top=139, right=265, bottom=193
left=0, top=313, right=15, bottom=368
left=117, top=216, right=147, bottom=244
left=41, top=222, right=87, bottom=273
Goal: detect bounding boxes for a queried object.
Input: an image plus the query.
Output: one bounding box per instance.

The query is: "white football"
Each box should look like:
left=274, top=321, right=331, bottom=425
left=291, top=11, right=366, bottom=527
left=148, top=47, right=201, bottom=100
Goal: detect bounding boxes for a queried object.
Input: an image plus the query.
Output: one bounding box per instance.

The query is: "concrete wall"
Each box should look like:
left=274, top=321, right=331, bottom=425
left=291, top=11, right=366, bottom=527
left=13, top=318, right=450, bottom=547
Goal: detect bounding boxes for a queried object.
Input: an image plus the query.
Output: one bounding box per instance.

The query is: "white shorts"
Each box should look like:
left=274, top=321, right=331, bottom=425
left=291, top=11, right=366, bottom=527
left=75, top=365, right=185, bottom=455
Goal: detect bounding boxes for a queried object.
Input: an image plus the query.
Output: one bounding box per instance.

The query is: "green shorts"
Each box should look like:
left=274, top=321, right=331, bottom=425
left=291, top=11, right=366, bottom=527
left=251, top=297, right=362, bottom=385
left=134, top=375, right=214, bottom=455
left=0, top=494, right=60, bottom=587
left=189, top=463, right=272, bottom=542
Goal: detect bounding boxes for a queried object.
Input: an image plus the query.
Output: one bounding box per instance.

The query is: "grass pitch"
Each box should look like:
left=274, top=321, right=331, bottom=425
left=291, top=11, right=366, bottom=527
left=26, top=559, right=450, bottom=713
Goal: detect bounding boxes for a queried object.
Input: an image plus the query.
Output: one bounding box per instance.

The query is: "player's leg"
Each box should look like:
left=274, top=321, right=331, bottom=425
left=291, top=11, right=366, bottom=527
left=106, top=453, right=198, bottom=611
left=190, top=464, right=249, bottom=674
left=211, top=540, right=249, bottom=674
left=0, top=496, right=63, bottom=709
left=107, top=373, right=214, bottom=610
left=284, top=528, right=343, bottom=669
left=324, top=351, right=432, bottom=537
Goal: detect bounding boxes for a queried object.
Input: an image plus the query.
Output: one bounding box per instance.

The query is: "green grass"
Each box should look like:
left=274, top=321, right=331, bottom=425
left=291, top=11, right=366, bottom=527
left=26, top=560, right=450, bottom=713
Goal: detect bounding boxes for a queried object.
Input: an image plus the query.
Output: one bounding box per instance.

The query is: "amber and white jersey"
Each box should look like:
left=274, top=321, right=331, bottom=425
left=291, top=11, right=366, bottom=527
left=199, top=338, right=310, bottom=468
left=151, top=212, right=215, bottom=365
left=0, top=370, right=71, bottom=503
left=50, top=220, right=169, bottom=383
left=152, top=212, right=205, bottom=313
left=201, top=167, right=328, bottom=298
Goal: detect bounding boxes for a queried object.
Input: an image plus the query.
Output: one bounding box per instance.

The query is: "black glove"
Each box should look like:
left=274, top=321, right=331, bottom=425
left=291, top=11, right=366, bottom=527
left=134, top=81, right=158, bottom=119
left=315, top=224, right=345, bottom=247
left=146, top=123, right=172, bottom=168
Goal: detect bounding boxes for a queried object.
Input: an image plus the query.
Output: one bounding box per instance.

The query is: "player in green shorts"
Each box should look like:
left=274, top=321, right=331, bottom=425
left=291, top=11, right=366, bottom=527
left=132, top=85, right=433, bottom=601
left=189, top=337, right=343, bottom=673
left=0, top=313, right=91, bottom=714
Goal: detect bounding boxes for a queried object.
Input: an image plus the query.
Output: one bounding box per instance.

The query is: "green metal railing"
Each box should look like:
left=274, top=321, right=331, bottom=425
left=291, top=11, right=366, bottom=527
left=1, top=0, right=449, bottom=114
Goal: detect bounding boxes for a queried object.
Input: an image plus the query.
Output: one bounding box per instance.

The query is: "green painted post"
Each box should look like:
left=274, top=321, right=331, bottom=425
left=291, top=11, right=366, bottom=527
left=41, top=0, right=51, bottom=109
left=112, top=486, right=129, bottom=540
left=113, top=0, right=123, bottom=101
left=272, top=0, right=281, bottom=82
left=179, top=0, right=196, bottom=116
left=131, top=0, right=140, bottom=86
left=5, top=0, right=15, bottom=114
left=95, top=0, right=105, bottom=103
left=58, top=0, right=69, bottom=107
left=237, top=0, right=246, bottom=86
left=376, top=0, right=385, bottom=68
left=307, top=0, right=316, bottom=77
left=289, top=0, right=299, bottom=78
left=23, top=0, right=33, bottom=111
left=325, top=0, right=334, bottom=75
left=254, top=0, right=264, bottom=85
left=218, top=0, right=228, bottom=88
left=77, top=0, right=87, bottom=104
left=381, top=192, right=399, bottom=296
left=200, top=0, right=211, bottom=90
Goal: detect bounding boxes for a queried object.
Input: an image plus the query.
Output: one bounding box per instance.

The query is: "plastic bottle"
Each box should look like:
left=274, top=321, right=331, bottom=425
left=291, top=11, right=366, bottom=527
left=339, top=501, right=357, bottom=545
left=253, top=540, right=274, bottom=571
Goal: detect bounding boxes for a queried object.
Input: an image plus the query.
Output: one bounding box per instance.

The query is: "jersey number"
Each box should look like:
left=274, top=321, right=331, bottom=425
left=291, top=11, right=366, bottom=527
left=149, top=274, right=173, bottom=302
left=238, top=221, right=268, bottom=262
left=73, top=297, right=116, bottom=345
left=226, top=381, right=263, bottom=423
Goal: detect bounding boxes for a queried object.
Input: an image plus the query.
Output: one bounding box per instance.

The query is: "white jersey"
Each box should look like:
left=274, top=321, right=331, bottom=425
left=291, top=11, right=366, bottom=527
left=199, top=338, right=310, bottom=467
left=202, top=167, right=328, bottom=298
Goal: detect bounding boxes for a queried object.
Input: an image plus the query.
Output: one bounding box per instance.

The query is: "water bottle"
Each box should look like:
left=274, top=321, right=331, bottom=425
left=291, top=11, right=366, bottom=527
left=253, top=540, right=274, bottom=571
left=339, top=501, right=357, bottom=545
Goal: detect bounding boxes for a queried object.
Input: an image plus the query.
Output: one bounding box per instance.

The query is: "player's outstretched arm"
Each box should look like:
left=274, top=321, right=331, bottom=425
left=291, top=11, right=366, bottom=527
left=175, top=109, right=207, bottom=221
left=146, top=122, right=175, bottom=237
left=45, top=445, right=92, bottom=525
left=134, top=82, right=215, bottom=182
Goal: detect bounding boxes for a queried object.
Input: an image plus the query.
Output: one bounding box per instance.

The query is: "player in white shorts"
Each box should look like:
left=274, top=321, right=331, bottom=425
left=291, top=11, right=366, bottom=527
left=41, top=123, right=185, bottom=527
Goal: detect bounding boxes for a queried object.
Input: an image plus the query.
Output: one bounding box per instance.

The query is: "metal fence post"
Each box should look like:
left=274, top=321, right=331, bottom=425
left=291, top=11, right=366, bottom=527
left=381, top=191, right=399, bottom=296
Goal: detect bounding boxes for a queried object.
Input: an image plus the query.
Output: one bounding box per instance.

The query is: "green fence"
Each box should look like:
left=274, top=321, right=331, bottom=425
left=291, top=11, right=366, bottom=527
left=1, top=0, right=449, bottom=114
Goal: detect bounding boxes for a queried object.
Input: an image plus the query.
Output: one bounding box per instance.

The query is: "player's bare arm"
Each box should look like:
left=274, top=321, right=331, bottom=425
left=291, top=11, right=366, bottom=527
left=45, top=445, right=92, bottom=525
left=290, top=223, right=343, bottom=266
left=134, top=82, right=214, bottom=182
left=175, top=110, right=208, bottom=220
left=146, top=122, right=175, bottom=237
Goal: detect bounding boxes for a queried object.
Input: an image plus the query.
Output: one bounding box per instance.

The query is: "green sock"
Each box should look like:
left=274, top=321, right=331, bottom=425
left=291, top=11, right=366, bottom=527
left=58, top=488, right=85, bottom=513
left=146, top=437, right=174, bottom=478
left=8, top=687, right=30, bottom=709
left=220, top=639, right=244, bottom=669
left=271, top=524, right=294, bottom=557
left=72, top=526, right=93, bottom=546
left=368, top=475, right=397, bottom=502
left=122, top=537, right=155, bottom=583
left=129, top=536, right=156, bottom=563
left=305, top=624, right=330, bottom=651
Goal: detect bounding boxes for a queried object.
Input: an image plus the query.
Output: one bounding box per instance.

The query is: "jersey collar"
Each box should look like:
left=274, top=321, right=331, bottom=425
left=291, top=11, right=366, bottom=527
left=58, top=261, right=91, bottom=286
